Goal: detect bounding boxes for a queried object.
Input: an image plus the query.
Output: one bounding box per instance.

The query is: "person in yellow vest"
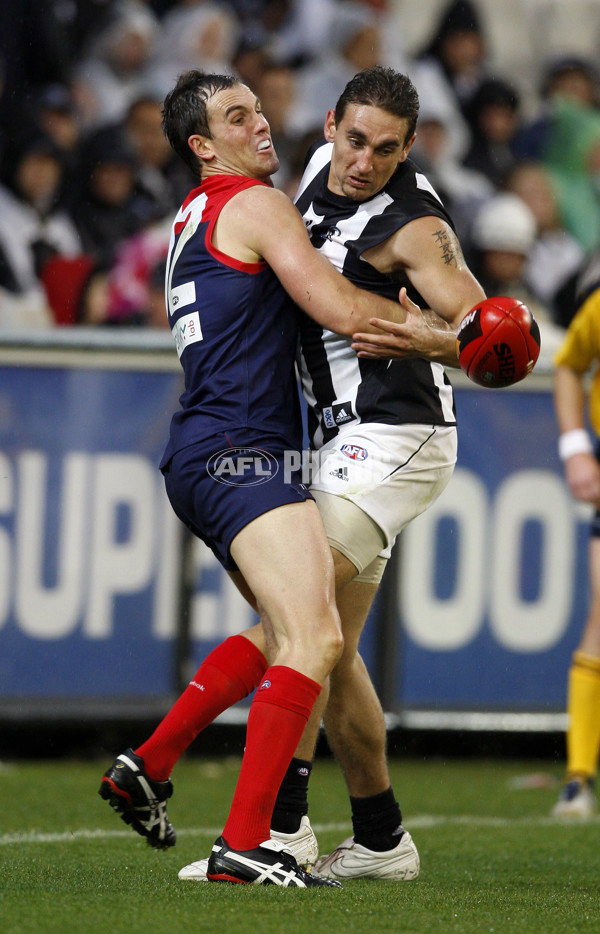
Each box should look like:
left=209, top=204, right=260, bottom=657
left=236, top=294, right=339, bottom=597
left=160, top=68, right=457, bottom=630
left=553, top=251, right=600, bottom=817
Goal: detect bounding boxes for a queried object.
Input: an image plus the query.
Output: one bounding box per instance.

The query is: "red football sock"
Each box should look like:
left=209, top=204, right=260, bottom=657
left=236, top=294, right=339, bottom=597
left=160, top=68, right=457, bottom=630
left=222, top=665, right=321, bottom=851
left=135, top=635, right=267, bottom=780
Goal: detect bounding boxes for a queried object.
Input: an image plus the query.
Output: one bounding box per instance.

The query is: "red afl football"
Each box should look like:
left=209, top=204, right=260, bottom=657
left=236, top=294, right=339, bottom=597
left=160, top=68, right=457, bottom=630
left=456, top=297, right=541, bottom=388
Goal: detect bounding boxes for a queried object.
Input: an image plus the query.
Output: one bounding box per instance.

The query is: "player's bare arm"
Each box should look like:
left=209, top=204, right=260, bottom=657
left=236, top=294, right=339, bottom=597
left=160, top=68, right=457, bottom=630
left=215, top=184, right=405, bottom=336
left=354, top=215, right=485, bottom=362
left=554, top=364, right=588, bottom=435
left=554, top=364, right=600, bottom=505
left=351, top=288, right=460, bottom=365
left=363, top=215, right=485, bottom=326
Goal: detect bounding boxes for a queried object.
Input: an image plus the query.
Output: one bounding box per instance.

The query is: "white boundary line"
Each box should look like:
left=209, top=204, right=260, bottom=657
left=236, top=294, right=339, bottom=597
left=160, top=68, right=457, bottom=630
left=2, top=815, right=598, bottom=847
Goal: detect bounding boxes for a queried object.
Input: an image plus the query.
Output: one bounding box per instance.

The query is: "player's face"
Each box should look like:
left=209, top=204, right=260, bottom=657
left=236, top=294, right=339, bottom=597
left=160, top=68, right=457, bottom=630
left=191, top=84, right=279, bottom=179
left=325, top=104, right=415, bottom=201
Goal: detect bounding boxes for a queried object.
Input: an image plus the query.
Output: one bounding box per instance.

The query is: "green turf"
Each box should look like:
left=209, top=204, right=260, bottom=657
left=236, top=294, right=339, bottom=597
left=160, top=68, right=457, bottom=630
left=1, top=756, right=599, bottom=933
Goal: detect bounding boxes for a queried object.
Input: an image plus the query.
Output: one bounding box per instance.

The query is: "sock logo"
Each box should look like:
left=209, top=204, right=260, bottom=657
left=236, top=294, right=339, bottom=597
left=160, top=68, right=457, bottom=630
left=259, top=679, right=272, bottom=690
left=298, top=767, right=310, bottom=777
left=189, top=680, right=205, bottom=692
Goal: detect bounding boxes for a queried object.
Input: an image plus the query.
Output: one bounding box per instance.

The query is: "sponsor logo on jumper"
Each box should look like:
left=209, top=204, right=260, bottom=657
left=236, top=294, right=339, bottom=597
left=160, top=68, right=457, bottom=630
left=340, top=443, right=368, bottom=461
left=189, top=681, right=205, bottom=691
left=172, top=310, right=203, bottom=358
left=207, top=447, right=279, bottom=486
left=323, top=408, right=336, bottom=429
left=322, top=225, right=341, bottom=241
left=170, top=280, right=196, bottom=313
left=323, top=401, right=355, bottom=429
left=259, top=680, right=272, bottom=690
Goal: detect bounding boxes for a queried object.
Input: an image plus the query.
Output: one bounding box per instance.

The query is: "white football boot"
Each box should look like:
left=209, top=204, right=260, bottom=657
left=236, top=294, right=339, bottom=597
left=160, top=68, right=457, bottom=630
left=552, top=778, right=596, bottom=818
left=312, top=829, right=420, bottom=881
left=178, top=815, right=319, bottom=881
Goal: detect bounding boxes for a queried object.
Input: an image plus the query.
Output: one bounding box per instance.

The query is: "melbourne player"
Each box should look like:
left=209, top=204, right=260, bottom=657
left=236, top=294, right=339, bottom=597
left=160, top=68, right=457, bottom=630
left=268, top=66, right=485, bottom=880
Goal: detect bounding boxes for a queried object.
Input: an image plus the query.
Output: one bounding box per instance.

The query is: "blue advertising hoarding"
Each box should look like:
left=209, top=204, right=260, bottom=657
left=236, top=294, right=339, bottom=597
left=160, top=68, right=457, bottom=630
left=0, top=339, right=586, bottom=719
left=397, top=380, right=588, bottom=712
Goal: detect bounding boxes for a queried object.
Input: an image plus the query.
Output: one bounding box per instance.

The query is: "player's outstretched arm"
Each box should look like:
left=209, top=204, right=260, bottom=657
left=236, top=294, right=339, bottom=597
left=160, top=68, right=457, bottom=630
left=355, top=215, right=485, bottom=363
left=352, top=289, right=460, bottom=366
left=224, top=185, right=405, bottom=336
left=388, top=216, right=485, bottom=330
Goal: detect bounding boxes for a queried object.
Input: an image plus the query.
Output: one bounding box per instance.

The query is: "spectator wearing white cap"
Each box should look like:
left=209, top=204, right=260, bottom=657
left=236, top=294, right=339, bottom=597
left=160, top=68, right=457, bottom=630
left=469, top=191, right=565, bottom=362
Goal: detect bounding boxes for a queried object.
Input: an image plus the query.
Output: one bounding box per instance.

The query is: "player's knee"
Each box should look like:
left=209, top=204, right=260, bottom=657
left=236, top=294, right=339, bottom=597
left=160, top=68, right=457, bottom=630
left=313, top=609, right=344, bottom=671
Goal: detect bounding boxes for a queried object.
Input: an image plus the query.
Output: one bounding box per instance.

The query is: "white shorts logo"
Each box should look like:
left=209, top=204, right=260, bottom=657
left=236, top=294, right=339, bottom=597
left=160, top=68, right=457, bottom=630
left=340, top=443, right=368, bottom=461
left=172, top=311, right=203, bottom=357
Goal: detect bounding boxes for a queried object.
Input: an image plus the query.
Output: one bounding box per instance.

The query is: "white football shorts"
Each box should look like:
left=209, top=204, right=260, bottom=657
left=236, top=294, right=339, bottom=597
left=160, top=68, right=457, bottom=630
left=310, top=422, right=457, bottom=574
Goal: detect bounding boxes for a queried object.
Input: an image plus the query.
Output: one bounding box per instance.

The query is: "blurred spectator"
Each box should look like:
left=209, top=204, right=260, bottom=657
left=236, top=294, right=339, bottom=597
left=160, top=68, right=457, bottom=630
left=32, top=83, right=82, bottom=160
left=410, top=92, right=493, bottom=243
left=0, top=132, right=82, bottom=298
left=68, top=125, right=149, bottom=266
left=41, top=224, right=171, bottom=328
left=231, top=33, right=272, bottom=93
left=515, top=56, right=600, bottom=161
left=28, top=83, right=85, bottom=207
left=416, top=0, right=487, bottom=107
left=462, top=77, right=522, bottom=187
left=254, top=62, right=300, bottom=189
left=543, top=56, right=600, bottom=108
left=469, top=192, right=538, bottom=297
left=104, top=219, right=171, bottom=326
left=268, top=0, right=338, bottom=67
left=281, top=127, right=329, bottom=200
left=269, top=0, right=408, bottom=74
left=504, top=161, right=584, bottom=320
left=70, top=0, right=159, bottom=128
left=539, top=97, right=600, bottom=252
left=410, top=0, right=490, bottom=160
left=468, top=191, right=564, bottom=360
left=123, top=94, right=196, bottom=218
left=510, top=55, right=600, bottom=253
left=40, top=254, right=110, bottom=326
left=148, top=3, right=241, bottom=100
left=288, top=2, right=383, bottom=138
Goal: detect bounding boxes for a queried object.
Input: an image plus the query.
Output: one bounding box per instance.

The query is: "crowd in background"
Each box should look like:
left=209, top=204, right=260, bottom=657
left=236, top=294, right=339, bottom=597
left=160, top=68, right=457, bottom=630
left=0, top=0, right=599, bottom=347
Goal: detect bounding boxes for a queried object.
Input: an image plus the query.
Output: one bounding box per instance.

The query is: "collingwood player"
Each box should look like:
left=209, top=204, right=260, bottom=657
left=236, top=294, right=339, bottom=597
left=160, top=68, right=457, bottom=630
left=279, top=66, right=486, bottom=881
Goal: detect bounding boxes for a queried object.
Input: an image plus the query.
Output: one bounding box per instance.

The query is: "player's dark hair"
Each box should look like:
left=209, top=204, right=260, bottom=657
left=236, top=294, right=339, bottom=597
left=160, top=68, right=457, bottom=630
left=334, top=66, right=420, bottom=146
left=162, top=70, right=239, bottom=176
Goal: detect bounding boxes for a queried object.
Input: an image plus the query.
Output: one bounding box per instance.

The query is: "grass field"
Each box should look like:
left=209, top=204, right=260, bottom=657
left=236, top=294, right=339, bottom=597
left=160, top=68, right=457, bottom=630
left=1, top=754, right=599, bottom=934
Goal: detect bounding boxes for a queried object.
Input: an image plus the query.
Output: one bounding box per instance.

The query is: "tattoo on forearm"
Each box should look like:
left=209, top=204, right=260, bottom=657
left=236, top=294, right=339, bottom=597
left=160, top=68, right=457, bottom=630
left=433, top=228, right=463, bottom=267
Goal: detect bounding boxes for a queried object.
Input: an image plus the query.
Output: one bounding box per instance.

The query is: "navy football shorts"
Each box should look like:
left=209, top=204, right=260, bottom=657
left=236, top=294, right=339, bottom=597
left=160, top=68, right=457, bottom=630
left=161, top=429, right=312, bottom=570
